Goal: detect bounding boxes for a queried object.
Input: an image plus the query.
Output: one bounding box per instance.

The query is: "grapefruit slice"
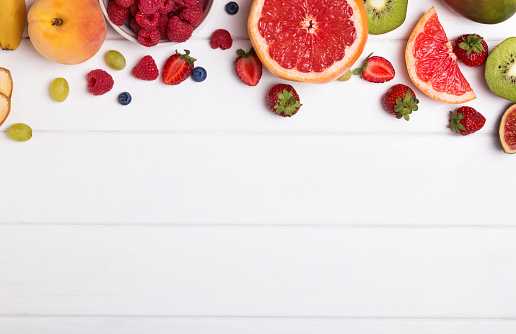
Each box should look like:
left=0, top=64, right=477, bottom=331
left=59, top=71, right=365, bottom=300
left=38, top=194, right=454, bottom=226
left=500, top=104, right=516, bottom=154
left=248, top=0, right=368, bottom=83
left=405, top=7, right=476, bottom=104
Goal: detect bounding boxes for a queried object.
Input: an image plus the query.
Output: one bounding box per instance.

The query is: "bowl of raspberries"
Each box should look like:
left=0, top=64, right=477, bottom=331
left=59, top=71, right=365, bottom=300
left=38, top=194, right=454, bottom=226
left=101, top=0, right=216, bottom=47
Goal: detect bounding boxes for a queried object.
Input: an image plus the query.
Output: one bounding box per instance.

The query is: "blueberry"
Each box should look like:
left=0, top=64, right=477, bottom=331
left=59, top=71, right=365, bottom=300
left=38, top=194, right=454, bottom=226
left=192, top=67, right=207, bottom=82
left=225, top=1, right=239, bottom=15
left=118, top=92, right=132, bottom=105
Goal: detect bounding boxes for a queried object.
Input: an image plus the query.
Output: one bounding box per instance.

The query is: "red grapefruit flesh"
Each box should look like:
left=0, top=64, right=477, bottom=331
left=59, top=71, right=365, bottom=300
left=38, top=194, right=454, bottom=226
left=405, top=7, right=476, bottom=104
left=500, top=104, right=516, bottom=154
left=248, top=0, right=368, bottom=83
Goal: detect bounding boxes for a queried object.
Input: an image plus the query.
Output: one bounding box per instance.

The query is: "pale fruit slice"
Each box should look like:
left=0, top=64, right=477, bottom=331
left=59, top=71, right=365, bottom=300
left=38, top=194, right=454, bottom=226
left=0, top=92, right=11, bottom=127
left=499, top=104, right=516, bottom=154
left=405, top=7, right=476, bottom=104
left=0, top=67, right=13, bottom=98
left=248, top=0, right=368, bottom=83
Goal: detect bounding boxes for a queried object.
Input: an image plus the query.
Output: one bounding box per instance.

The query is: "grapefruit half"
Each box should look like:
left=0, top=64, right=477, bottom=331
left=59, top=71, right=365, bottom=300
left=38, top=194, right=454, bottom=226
left=248, top=0, right=368, bottom=83
left=405, top=7, right=476, bottom=104
left=500, top=104, right=516, bottom=154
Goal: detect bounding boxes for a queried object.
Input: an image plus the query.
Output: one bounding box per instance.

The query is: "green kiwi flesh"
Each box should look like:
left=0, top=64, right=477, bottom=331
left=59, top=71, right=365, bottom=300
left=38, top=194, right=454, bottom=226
left=364, top=0, right=408, bottom=35
left=485, top=37, right=516, bottom=102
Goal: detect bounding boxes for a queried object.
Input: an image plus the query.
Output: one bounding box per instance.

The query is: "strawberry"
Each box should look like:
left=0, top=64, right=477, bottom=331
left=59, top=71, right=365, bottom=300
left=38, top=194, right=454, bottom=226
left=381, top=84, right=419, bottom=121
left=162, top=49, right=196, bottom=85
left=266, top=84, right=301, bottom=117
left=353, top=53, right=395, bottom=83
left=448, top=106, right=486, bottom=135
left=453, top=34, right=488, bottom=67
left=235, top=48, right=262, bottom=86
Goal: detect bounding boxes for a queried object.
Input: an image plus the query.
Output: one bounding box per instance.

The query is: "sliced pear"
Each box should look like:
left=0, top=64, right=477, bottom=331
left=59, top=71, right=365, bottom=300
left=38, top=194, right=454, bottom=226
left=0, top=92, right=11, bottom=127
left=0, top=68, right=13, bottom=98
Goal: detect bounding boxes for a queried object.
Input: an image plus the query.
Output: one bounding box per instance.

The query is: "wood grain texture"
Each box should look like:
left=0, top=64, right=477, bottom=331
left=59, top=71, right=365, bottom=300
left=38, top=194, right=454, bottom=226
left=1, top=225, right=515, bottom=317
left=0, top=132, right=515, bottom=225
left=2, top=0, right=516, bottom=332
left=1, top=318, right=516, bottom=334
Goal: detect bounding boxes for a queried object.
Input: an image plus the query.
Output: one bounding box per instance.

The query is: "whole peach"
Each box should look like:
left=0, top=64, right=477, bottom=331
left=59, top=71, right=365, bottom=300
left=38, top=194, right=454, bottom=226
left=28, top=0, right=107, bottom=65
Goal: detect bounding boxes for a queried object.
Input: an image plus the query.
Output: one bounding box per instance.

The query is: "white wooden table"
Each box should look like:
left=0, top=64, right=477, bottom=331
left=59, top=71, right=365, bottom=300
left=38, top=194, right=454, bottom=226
left=1, top=0, right=516, bottom=332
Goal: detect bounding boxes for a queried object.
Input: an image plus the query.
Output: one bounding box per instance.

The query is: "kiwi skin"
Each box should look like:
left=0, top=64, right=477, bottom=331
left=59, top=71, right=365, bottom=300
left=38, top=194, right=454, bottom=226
left=365, top=0, right=408, bottom=35
left=485, top=37, right=516, bottom=102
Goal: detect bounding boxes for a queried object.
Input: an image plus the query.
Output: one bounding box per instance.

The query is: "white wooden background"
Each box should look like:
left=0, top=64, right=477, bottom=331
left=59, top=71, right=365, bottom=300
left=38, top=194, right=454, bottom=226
left=1, top=0, right=516, bottom=332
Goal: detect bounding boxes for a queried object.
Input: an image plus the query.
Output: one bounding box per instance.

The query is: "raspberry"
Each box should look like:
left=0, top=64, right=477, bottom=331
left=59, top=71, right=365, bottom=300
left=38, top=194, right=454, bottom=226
left=135, top=11, right=160, bottom=29
left=138, top=28, right=160, bottom=47
left=87, top=69, right=114, bottom=96
left=210, top=29, right=232, bottom=50
left=115, top=0, right=135, bottom=8
left=108, top=1, right=129, bottom=26
left=160, top=0, right=176, bottom=14
left=174, top=0, right=198, bottom=8
left=179, top=6, right=203, bottom=26
left=138, top=0, right=161, bottom=14
left=167, top=16, right=193, bottom=43
left=158, top=14, right=169, bottom=39
left=132, top=55, right=159, bottom=80
left=129, top=17, right=142, bottom=34
left=129, top=1, right=140, bottom=16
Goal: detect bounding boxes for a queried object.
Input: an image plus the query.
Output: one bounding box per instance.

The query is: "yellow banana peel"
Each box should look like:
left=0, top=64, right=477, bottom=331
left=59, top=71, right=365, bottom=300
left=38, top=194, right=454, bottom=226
left=0, top=0, right=27, bottom=50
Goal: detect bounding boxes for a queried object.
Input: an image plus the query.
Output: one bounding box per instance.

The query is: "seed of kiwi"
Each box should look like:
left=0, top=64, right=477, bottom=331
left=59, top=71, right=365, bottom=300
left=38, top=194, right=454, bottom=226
left=364, top=0, right=408, bottom=35
left=485, top=37, right=516, bottom=102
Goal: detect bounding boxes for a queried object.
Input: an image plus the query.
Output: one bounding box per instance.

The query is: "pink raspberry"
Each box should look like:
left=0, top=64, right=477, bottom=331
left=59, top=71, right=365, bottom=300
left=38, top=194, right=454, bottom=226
left=174, top=0, right=197, bottom=8
left=129, top=1, right=140, bottom=16
left=157, top=14, right=169, bottom=39
left=160, top=0, right=175, bottom=14
left=108, top=1, right=129, bottom=26
left=138, top=28, right=160, bottom=47
left=139, top=0, right=161, bottom=14
left=179, top=6, right=203, bottom=26
left=132, top=55, right=159, bottom=81
left=129, top=17, right=142, bottom=34
left=210, top=29, right=232, bottom=50
left=87, top=69, right=114, bottom=96
left=135, top=11, right=160, bottom=29
left=115, top=0, right=135, bottom=8
left=167, top=16, right=193, bottom=43
left=195, top=0, right=204, bottom=9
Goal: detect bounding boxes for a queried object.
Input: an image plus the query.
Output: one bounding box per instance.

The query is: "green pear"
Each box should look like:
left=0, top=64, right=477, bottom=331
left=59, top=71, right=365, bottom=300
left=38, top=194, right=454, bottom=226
left=443, top=0, right=516, bottom=24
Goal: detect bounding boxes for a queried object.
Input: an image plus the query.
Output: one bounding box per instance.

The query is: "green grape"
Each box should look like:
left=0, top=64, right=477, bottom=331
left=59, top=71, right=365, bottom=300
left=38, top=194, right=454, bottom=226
left=50, top=77, right=69, bottom=102
left=7, top=123, right=32, bottom=142
left=106, top=50, right=126, bottom=70
left=336, top=69, right=352, bottom=82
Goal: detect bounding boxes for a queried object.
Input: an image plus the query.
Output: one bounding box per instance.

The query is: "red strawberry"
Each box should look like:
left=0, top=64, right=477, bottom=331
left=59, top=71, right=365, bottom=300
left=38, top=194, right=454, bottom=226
left=448, top=106, right=486, bottom=135
left=162, top=49, right=196, bottom=85
left=353, top=53, right=395, bottom=83
left=132, top=55, right=159, bottom=81
left=381, top=84, right=419, bottom=121
left=235, top=48, right=262, bottom=86
left=266, top=84, right=301, bottom=117
left=453, top=34, right=488, bottom=67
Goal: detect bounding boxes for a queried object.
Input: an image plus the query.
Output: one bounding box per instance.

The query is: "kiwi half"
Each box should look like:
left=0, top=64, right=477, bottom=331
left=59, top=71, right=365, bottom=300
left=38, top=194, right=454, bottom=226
left=364, top=0, right=408, bottom=35
left=485, top=37, right=516, bottom=102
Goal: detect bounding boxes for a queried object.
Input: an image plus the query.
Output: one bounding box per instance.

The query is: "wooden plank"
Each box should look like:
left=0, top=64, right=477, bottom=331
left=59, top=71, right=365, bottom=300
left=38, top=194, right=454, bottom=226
left=0, top=132, right=515, bottom=225
left=1, top=38, right=511, bottom=134
left=0, top=225, right=515, bottom=316
left=1, top=318, right=516, bottom=334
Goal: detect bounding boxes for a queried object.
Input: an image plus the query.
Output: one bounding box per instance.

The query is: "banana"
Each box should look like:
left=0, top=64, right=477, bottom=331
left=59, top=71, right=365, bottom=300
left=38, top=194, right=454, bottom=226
left=0, top=0, right=27, bottom=50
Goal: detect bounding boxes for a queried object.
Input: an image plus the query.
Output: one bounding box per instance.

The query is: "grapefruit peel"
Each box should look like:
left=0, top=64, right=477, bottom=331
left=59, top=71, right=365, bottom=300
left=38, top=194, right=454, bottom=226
left=248, top=0, right=368, bottom=83
left=405, top=6, right=476, bottom=104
